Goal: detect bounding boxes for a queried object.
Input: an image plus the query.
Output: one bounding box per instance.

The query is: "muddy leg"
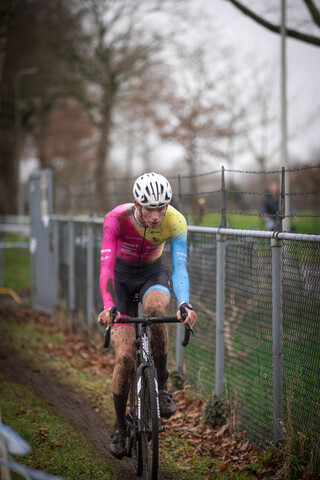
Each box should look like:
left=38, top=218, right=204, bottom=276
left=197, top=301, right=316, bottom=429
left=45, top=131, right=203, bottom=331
left=111, top=326, right=135, bottom=429
left=143, top=290, right=170, bottom=388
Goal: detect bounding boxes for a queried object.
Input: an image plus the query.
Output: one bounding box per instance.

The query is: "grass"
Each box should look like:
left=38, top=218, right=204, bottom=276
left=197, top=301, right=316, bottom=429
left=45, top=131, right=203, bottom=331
left=0, top=319, right=115, bottom=425
left=0, top=378, right=119, bottom=480
left=192, top=211, right=320, bottom=233
left=281, top=426, right=320, bottom=479
left=1, top=233, right=30, bottom=294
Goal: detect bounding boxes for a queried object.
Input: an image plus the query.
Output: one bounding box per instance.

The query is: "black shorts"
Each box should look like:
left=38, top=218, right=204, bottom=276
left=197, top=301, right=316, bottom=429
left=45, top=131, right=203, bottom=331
left=114, top=258, right=171, bottom=316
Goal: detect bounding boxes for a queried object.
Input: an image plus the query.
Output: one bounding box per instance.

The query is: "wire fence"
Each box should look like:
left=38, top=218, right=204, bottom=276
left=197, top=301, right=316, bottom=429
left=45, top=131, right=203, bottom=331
left=166, top=229, right=320, bottom=444
left=53, top=164, right=320, bottom=234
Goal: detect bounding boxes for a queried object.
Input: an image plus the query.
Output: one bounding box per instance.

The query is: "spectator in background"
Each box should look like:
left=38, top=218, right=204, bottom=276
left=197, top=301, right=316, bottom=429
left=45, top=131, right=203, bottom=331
left=260, top=181, right=280, bottom=231
left=260, top=181, right=296, bottom=231
left=195, top=197, right=206, bottom=225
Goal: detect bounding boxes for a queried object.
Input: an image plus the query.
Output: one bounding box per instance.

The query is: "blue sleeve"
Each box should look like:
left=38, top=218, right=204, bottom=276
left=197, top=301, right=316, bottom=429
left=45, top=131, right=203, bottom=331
left=170, top=231, right=190, bottom=305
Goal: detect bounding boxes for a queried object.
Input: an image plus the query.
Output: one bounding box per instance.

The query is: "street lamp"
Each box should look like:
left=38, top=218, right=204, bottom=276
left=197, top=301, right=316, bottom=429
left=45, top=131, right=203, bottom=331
left=14, top=66, right=53, bottom=215
left=280, top=0, right=290, bottom=232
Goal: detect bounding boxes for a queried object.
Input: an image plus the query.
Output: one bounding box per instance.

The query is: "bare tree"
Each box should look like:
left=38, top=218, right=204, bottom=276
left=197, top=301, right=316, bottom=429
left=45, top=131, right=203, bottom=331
left=32, top=98, right=96, bottom=178
left=228, top=0, right=320, bottom=46
left=52, top=0, right=188, bottom=212
left=151, top=39, right=232, bottom=205
left=0, top=0, right=82, bottom=214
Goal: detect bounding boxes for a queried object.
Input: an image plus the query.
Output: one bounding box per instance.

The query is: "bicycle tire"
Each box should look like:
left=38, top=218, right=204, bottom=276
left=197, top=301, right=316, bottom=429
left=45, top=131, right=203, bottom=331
left=141, top=366, right=160, bottom=480
left=127, top=365, right=143, bottom=476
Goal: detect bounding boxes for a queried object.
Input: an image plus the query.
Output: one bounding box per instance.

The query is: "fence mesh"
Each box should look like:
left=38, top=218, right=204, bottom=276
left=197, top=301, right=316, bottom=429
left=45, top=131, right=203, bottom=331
left=224, top=236, right=273, bottom=442
left=57, top=220, right=69, bottom=305
left=74, top=222, right=87, bottom=317
left=93, top=223, right=104, bottom=315
left=161, top=231, right=217, bottom=398
left=282, top=240, right=320, bottom=443
left=184, top=232, right=217, bottom=397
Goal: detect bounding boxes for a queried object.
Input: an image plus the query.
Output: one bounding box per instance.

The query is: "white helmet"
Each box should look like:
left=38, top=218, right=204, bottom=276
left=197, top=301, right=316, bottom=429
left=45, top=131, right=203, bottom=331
left=133, top=172, right=172, bottom=208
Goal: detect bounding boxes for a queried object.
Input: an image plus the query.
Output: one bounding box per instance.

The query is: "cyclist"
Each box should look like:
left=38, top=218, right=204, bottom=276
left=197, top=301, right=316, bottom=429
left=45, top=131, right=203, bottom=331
left=97, top=172, right=197, bottom=459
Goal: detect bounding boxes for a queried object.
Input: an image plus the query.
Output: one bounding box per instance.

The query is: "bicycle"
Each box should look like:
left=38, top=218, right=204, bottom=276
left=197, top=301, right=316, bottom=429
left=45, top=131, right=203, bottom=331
left=103, top=293, right=193, bottom=480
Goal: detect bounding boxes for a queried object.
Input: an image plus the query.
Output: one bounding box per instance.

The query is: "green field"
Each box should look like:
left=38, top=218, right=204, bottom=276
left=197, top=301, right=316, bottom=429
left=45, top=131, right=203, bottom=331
left=0, top=234, right=30, bottom=301
left=190, top=211, right=320, bottom=234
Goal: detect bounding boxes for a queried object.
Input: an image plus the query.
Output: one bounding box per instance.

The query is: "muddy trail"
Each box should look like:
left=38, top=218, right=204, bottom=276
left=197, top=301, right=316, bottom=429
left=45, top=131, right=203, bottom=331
left=0, top=349, right=177, bottom=480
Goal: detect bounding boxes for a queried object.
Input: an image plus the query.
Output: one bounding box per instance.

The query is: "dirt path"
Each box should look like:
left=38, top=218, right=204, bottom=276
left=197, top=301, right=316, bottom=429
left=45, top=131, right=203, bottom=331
left=0, top=346, right=173, bottom=480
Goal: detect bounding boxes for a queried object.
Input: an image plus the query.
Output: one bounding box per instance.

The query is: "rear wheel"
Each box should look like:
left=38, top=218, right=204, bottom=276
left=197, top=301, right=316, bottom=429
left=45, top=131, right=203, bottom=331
left=141, top=366, right=160, bottom=480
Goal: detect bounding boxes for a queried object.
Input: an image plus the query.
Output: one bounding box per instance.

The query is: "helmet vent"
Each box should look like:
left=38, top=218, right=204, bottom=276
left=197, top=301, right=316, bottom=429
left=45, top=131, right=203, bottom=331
left=133, top=172, right=172, bottom=207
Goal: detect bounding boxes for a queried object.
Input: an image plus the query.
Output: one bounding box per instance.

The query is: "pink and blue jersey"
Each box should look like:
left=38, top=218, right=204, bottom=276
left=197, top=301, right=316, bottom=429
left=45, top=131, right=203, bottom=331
left=100, top=204, right=190, bottom=309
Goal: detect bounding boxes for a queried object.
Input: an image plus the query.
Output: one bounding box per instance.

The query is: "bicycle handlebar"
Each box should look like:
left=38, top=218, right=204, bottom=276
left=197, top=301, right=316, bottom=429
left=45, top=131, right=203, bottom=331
left=103, top=305, right=193, bottom=349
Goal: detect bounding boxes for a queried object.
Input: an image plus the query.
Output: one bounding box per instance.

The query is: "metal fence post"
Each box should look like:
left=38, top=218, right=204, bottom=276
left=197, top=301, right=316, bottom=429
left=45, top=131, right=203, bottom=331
left=175, top=174, right=186, bottom=371
left=216, top=234, right=226, bottom=396
left=177, top=174, right=182, bottom=212
left=52, top=218, right=59, bottom=306
left=112, top=177, right=118, bottom=208
left=68, top=189, right=75, bottom=312
left=272, top=236, right=284, bottom=443
left=216, top=166, right=226, bottom=396
left=89, top=179, right=94, bottom=217
left=29, top=170, right=57, bottom=312
left=272, top=168, right=284, bottom=443
left=86, top=220, right=94, bottom=325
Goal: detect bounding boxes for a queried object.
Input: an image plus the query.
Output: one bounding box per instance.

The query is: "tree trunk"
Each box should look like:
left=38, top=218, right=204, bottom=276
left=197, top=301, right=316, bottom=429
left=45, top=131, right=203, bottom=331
left=186, top=136, right=198, bottom=213
left=95, top=113, right=111, bottom=215
left=0, top=122, right=18, bottom=215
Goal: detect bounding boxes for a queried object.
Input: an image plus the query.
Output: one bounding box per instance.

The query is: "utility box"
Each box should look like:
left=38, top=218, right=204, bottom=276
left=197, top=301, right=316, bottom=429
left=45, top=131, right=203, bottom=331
left=29, top=170, right=57, bottom=313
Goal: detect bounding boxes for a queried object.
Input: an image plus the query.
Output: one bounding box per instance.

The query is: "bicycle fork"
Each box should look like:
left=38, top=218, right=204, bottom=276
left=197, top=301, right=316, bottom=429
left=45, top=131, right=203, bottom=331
left=137, top=332, right=162, bottom=434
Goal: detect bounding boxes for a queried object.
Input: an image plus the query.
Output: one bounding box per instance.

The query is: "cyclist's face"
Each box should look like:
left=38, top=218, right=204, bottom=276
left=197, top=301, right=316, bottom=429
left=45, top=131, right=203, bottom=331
left=134, top=201, right=168, bottom=228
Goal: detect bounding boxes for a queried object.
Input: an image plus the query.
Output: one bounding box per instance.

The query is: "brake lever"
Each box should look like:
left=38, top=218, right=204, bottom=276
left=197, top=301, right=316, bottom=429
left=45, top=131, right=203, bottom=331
left=103, top=306, right=117, bottom=348
left=187, top=321, right=194, bottom=335
left=180, top=305, right=194, bottom=347
left=180, top=305, right=194, bottom=334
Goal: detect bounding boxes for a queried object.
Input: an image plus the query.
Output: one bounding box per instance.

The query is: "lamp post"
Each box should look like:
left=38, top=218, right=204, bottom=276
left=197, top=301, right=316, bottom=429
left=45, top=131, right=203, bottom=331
left=280, top=0, right=290, bottom=232
left=14, top=66, right=53, bottom=215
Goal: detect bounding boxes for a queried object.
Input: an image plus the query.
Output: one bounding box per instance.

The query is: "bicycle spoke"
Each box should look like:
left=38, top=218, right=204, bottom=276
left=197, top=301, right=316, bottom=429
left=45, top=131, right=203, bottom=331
left=127, top=366, right=143, bottom=476
left=141, top=367, right=159, bottom=480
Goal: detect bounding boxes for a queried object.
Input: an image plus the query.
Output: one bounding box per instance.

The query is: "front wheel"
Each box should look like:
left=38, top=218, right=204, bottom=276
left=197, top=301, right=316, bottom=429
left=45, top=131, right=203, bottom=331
left=127, top=366, right=143, bottom=476
left=141, top=366, right=160, bottom=480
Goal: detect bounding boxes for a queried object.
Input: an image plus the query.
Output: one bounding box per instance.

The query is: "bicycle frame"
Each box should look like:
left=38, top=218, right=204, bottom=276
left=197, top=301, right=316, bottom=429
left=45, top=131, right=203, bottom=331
left=135, top=322, right=161, bottom=433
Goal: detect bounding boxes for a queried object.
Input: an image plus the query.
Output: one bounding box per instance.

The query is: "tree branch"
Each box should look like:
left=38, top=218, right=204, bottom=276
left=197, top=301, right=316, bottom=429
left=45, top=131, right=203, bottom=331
left=303, top=0, right=320, bottom=27
left=227, top=0, right=320, bottom=47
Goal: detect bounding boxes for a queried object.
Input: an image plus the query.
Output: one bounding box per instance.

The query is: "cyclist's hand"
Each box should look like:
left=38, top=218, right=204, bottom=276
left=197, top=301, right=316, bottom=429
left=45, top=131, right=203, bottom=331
left=98, top=307, right=120, bottom=326
left=177, top=307, right=197, bottom=329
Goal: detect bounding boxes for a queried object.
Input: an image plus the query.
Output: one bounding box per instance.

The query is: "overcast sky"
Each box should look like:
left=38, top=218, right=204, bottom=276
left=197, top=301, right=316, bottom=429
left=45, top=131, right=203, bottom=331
left=193, top=0, right=320, bottom=166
